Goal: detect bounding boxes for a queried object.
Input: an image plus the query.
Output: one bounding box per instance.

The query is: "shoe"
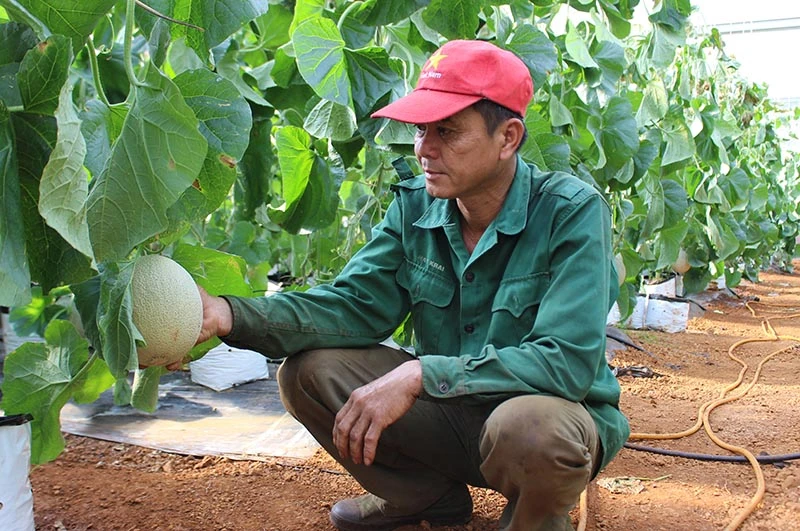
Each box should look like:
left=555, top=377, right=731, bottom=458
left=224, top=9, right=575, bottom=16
left=329, top=485, right=473, bottom=531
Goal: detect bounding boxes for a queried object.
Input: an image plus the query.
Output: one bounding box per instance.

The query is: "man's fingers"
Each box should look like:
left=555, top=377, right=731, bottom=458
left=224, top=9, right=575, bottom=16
left=362, top=423, right=383, bottom=466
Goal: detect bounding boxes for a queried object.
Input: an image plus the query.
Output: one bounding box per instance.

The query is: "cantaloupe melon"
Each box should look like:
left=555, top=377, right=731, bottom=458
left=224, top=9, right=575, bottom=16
left=131, top=254, right=203, bottom=367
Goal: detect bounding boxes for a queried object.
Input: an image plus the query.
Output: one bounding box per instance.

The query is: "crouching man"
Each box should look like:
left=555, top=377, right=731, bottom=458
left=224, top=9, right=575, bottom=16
left=191, top=39, right=629, bottom=531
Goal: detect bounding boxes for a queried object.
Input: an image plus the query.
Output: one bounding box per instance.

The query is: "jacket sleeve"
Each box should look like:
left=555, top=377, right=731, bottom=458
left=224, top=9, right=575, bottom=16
left=220, top=199, right=411, bottom=358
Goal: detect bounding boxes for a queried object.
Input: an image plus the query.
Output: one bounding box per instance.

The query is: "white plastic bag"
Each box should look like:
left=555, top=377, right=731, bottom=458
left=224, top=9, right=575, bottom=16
left=0, top=413, right=35, bottom=531
left=189, top=344, right=270, bottom=392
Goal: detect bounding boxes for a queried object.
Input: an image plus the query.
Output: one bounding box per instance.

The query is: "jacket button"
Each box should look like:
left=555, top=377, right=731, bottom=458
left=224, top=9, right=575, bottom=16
left=464, top=324, right=474, bottom=333
left=465, top=271, right=475, bottom=282
left=438, top=381, right=450, bottom=393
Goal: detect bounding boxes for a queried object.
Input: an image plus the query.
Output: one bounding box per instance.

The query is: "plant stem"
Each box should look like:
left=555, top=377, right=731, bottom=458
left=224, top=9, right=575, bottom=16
left=135, top=0, right=204, bottom=31
left=337, top=1, right=362, bottom=33
left=124, top=0, right=144, bottom=89
left=6, top=105, right=25, bottom=113
left=86, top=37, right=111, bottom=107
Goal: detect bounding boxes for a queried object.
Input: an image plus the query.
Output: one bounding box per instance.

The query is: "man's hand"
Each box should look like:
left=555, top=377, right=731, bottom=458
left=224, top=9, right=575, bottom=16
left=165, top=286, right=233, bottom=371
left=333, top=359, right=423, bottom=466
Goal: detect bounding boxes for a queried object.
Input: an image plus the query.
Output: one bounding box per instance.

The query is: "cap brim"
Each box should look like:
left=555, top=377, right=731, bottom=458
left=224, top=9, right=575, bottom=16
left=371, top=89, right=483, bottom=124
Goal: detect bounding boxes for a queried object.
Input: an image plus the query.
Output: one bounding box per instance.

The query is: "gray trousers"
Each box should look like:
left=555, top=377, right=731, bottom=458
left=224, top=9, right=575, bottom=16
left=277, top=345, right=600, bottom=531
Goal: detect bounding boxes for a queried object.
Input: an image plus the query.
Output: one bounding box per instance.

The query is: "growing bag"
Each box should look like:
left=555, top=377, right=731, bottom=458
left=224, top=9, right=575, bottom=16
left=0, top=413, right=35, bottom=531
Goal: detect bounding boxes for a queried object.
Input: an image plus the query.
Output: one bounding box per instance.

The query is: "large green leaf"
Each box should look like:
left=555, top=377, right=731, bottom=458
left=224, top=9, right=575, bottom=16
left=422, top=0, right=481, bottom=40
left=16, top=33, right=71, bottom=115
left=79, top=99, right=128, bottom=178
left=0, top=319, right=112, bottom=464
left=345, top=47, right=401, bottom=119
left=38, top=80, right=92, bottom=259
left=292, top=17, right=350, bottom=106
left=0, top=115, right=31, bottom=306
left=508, top=23, right=558, bottom=91
left=0, top=21, right=37, bottom=108
left=661, top=120, right=695, bottom=166
left=1, top=0, right=117, bottom=50
left=86, top=66, right=208, bottom=263
left=304, top=99, right=357, bottom=141
left=236, top=105, right=274, bottom=220
left=590, top=96, right=638, bottom=170
left=705, top=208, right=740, bottom=260
left=173, top=68, right=252, bottom=216
left=565, top=20, right=598, bottom=68
left=636, top=77, right=668, bottom=127
left=13, top=113, right=94, bottom=290
left=97, top=260, right=139, bottom=379
left=271, top=125, right=315, bottom=224
left=172, top=243, right=251, bottom=297
left=639, top=172, right=664, bottom=238
left=137, top=0, right=269, bottom=62
left=357, top=0, right=428, bottom=26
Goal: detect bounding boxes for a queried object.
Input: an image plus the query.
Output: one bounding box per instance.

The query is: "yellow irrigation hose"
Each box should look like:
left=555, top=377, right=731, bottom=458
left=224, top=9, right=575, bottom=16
left=590, top=299, right=800, bottom=531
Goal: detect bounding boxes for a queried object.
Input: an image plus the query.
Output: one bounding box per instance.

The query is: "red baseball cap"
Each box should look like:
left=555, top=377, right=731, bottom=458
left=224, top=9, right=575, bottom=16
left=371, top=40, right=533, bottom=124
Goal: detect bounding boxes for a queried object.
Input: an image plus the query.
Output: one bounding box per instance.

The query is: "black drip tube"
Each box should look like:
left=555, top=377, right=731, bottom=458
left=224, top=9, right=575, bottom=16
left=624, top=442, right=800, bottom=464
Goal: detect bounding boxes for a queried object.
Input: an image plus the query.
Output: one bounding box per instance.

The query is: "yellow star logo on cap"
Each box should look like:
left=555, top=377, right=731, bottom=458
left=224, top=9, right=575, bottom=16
left=425, top=50, right=447, bottom=70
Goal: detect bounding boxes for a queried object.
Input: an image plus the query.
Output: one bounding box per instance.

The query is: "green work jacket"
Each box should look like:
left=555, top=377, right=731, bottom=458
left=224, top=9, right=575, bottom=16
left=222, top=156, right=630, bottom=470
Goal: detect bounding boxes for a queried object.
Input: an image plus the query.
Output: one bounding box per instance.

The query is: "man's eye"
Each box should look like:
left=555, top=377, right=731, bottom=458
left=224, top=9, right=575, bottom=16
left=437, top=127, right=451, bottom=136
left=415, top=125, right=426, bottom=133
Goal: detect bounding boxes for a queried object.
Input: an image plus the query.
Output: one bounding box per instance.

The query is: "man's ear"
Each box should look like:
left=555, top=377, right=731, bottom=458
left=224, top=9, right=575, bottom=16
left=499, top=118, right=525, bottom=160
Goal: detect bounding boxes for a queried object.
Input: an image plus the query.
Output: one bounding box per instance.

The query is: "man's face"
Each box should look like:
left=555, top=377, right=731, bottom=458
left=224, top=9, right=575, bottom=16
left=413, top=106, right=508, bottom=200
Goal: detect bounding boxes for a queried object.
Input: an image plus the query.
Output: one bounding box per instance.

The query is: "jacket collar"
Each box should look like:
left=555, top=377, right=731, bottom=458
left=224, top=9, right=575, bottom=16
left=413, top=155, right=531, bottom=236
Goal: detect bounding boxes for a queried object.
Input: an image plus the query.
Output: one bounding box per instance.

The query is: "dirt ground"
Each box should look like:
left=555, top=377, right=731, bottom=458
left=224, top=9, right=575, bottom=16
left=29, top=267, right=800, bottom=531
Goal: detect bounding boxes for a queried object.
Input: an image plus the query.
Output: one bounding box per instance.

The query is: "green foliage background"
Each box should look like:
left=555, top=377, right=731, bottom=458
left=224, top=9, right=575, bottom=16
left=1, top=0, right=798, bottom=463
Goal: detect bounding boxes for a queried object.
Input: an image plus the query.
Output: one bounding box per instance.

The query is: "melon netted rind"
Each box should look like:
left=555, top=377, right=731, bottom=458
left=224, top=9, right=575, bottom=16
left=131, top=254, right=203, bottom=367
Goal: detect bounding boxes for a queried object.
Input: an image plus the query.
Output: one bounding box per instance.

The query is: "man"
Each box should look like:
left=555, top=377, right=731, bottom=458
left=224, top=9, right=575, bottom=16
left=194, top=39, right=629, bottom=531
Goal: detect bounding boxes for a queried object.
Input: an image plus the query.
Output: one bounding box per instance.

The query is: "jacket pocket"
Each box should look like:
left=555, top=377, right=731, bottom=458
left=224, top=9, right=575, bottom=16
left=396, top=259, right=455, bottom=352
left=490, top=273, right=550, bottom=339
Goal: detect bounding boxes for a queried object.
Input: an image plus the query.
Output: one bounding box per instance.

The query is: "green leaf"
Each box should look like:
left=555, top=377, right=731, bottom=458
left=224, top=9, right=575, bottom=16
left=357, top=0, right=428, bottom=26
left=587, top=39, right=625, bottom=98
left=292, top=17, right=350, bottom=106
left=38, top=79, right=93, bottom=258
left=345, top=47, right=401, bottom=119
left=16, top=34, right=71, bottom=115
left=718, top=167, right=750, bottom=213
left=71, top=275, right=101, bottom=351
left=97, top=260, right=139, bottom=379
left=304, top=99, right=357, bottom=141
left=0, top=319, right=109, bottom=464
left=0, top=113, right=31, bottom=306
left=422, top=0, right=481, bottom=40
left=636, top=77, right=668, bottom=127
left=79, top=99, right=128, bottom=178
left=237, top=105, right=274, bottom=220
left=0, top=20, right=38, bottom=64
left=215, top=39, right=270, bottom=106
left=653, top=222, right=689, bottom=270
left=172, top=243, right=251, bottom=297
left=3, top=0, right=117, bottom=50
left=661, top=120, right=695, bottom=166
left=173, top=68, right=252, bottom=215
left=13, top=113, right=94, bottom=291
left=86, top=66, right=208, bottom=263
left=271, top=125, right=315, bottom=224
left=639, top=173, right=664, bottom=238
left=549, top=95, right=574, bottom=127
left=705, top=208, right=740, bottom=260
left=662, top=179, right=688, bottom=227
left=139, top=0, right=269, bottom=62
left=565, top=20, right=598, bottom=68
left=593, top=97, right=638, bottom=170
left=508, top=23, right=558, bottom=91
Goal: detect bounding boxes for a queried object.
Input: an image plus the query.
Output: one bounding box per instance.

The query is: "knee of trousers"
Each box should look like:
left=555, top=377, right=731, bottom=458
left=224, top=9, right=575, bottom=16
left=276, top=349, right=350, bottom=419
left=479, top=395, right=599, bottom=499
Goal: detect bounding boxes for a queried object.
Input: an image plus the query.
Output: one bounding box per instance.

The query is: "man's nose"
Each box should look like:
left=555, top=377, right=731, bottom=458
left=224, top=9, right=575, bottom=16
left=415, top=129, right=439, bottom=159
